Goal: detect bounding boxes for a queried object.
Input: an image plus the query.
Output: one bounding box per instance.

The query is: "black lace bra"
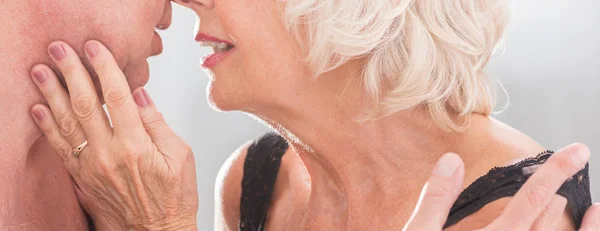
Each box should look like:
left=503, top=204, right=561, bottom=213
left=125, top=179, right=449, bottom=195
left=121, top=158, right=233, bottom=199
left=239, top=133, right=592, bottom=230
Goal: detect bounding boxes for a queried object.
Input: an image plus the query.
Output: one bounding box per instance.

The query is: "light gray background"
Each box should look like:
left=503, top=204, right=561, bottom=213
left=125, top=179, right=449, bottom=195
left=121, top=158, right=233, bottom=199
left=147, top=0, right=599, bottom=227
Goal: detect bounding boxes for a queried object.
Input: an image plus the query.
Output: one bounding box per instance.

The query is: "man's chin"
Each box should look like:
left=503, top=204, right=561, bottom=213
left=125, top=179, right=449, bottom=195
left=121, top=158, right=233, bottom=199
left=95, top=60, right=150, bottom=104
left=123, top=61, right=151, bottom=91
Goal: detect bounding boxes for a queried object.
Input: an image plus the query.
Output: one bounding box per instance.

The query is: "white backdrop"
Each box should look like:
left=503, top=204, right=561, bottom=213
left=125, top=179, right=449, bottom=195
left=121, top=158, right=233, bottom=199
left=147, top=0, right=599, bottom=227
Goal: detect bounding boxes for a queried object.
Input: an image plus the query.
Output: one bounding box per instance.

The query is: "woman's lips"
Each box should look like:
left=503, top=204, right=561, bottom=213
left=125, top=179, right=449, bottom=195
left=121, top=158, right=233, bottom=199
left=195, top=33, right=236, bottom=68
left=195, top=33, right=234, bottom=45
left=201, top=47, right=235, bottom=68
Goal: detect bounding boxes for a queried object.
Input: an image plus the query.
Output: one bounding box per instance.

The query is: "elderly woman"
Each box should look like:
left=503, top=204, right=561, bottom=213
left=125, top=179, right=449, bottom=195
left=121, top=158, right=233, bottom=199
left=28, top=0, right=597, bottom=230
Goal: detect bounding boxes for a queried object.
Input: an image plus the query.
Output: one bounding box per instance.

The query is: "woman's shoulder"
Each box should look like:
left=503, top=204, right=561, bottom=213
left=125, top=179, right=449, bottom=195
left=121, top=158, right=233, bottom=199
left=214, top=139, right=251, bottom=230
left=448, top=131, right=591, bottom=230
left=448, top=149, right=591, bottom=230
left=460, top=117, right=548, bottom=183
left=214, top=133, right=308, bottom=230
left=447, top=118, right=590, bottom=230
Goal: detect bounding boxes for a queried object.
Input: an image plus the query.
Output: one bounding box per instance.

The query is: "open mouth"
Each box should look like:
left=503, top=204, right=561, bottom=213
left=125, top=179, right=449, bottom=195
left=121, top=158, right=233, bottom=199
left=195, top=33, right=236, bottom=68
left=198, top=40, right=235, bottom=53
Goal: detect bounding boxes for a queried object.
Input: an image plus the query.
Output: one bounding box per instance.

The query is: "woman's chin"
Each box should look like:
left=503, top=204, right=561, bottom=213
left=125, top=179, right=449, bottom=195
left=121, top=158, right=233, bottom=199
left=205, top=82, right=243, bottom=112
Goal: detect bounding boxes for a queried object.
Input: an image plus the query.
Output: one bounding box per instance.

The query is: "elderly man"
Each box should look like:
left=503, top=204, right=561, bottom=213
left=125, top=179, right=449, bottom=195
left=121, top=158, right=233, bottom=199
left=0, top=0, right=172, bottom=229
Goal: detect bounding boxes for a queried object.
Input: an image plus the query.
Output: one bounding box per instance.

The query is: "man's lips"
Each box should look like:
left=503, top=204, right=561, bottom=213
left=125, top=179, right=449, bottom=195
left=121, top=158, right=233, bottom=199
left=150, top=31, right=164, bottom=56
left=150, top=1, right=172, bottom=57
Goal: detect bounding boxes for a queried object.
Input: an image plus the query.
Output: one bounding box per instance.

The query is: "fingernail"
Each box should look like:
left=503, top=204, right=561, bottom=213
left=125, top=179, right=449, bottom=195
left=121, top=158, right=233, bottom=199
left=33, top=69, right=47, bottom=84
left=433, top=153, right=461, bottom=177
left=49, top=44, right=66, bottom=61
left=133, top=88, right=151, bottom=107
left=32, top=109, right=44, bottom=121
left=570, top=144, right=590, bottom=168
left=142, top=89, right=154, bottom=105
left=85, top=42, right=99, bottom=58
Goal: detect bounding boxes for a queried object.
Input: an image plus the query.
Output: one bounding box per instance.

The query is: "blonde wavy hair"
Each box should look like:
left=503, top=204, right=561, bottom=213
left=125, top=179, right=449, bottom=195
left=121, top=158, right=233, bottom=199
left=282, top=0, right=509, bottom=131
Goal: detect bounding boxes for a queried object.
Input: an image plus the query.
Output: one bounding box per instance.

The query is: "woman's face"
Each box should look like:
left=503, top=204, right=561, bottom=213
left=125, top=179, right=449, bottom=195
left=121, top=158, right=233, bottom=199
left=178, top=0, right=312, bottom=111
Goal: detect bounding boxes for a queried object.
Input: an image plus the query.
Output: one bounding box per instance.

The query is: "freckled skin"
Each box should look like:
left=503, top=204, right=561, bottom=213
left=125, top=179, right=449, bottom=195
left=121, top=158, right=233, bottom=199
left=0, top=0, right=170, bottom=229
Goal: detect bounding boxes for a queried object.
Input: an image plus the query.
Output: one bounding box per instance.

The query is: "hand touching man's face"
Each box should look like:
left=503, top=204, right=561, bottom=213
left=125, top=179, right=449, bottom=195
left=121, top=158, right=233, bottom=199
left=26, top=0, right=173, bottom=96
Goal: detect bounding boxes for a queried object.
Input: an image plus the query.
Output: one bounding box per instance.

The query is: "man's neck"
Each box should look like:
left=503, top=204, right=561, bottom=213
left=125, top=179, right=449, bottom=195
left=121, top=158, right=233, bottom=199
left=1, top=1, right=50, bottom=158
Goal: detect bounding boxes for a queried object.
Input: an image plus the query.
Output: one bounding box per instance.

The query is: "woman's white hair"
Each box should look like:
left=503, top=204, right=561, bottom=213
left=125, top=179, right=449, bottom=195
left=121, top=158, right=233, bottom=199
left=282, top=0, right=509, bottom=131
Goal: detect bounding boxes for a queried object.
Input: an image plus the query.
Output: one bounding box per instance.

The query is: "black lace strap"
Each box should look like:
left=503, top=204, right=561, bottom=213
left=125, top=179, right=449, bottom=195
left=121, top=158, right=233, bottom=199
left=444, top=151, right=592, bottom=229
left=239, top=133, right=289, bottom=231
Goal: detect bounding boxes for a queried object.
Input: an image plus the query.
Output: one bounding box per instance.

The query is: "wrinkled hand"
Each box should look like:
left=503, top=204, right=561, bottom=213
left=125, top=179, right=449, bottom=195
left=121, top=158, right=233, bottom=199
left=404, top=143, right=598, bottom=231
left=30, top=41, right=198, bottom=230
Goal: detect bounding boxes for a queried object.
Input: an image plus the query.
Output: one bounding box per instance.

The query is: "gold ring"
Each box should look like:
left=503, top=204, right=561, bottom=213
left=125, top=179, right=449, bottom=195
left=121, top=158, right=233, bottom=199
left=72, top=140, right=88, bottom=157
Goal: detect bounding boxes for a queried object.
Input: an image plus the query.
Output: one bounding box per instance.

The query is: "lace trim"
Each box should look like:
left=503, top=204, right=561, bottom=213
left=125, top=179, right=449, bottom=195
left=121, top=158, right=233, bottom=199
left=444, top=151, right=592, bottom=229
left=239, top=133, right=288, bottom=231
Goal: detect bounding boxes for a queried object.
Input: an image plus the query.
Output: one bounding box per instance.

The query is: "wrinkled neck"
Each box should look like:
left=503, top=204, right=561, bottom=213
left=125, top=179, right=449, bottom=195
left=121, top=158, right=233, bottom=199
left=248, top=62, right=467, bottom=226
left=260, top=99, right=460, bottom=228
left=246, top=56, right=510, bottom=228
left=282, top=106, right=449, bottom=193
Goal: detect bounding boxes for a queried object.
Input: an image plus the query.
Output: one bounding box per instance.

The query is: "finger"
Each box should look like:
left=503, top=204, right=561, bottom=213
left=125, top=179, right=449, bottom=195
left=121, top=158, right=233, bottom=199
left=31, top=64, right=88, bottom=147
left=530, top=195, right=567, bottom=231
left=83, top=40, right=146, bottom=138
left=73, top=184, right=117, bottom=230
left=73, top=184, right=98, bottom=220
left=403, top=153, right=464, bottom=231
left=31, top=105, right=79, bottom=174
left=132, top=88, right=188, bottom=156
left=580, top=203, right=600, bottom=231
left=486, top=143, right=590, bottom=230
left=47, top=41, right=112, bottom=143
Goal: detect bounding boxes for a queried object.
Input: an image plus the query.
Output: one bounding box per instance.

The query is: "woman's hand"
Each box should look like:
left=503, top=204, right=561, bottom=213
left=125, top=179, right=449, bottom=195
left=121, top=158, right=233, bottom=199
left=404, top=143, right=598, bottom=231
left=30, top=41, right=199, bottom=230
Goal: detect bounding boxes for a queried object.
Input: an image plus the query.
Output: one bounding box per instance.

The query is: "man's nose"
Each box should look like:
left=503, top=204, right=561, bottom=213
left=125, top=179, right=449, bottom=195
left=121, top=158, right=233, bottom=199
left=156, top=0, right=173, bottom=30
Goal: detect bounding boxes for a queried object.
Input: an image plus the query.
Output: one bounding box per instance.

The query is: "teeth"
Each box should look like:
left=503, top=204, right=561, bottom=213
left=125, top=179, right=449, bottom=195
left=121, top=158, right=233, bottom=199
left=214, top=46, right=233, bottom=53
left=217, top=43, right=229, bottom=49
left=199, top=40, right=232, bottom=52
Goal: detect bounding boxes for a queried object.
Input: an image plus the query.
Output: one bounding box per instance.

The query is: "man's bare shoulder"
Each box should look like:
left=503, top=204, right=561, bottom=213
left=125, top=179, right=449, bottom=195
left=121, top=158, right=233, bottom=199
left=0, top=138, right=90, bottom=230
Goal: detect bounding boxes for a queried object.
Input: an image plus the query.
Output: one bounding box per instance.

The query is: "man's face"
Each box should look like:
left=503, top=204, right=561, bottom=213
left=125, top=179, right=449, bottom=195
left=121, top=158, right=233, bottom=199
left=26, top=0, right=173, bottom=94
